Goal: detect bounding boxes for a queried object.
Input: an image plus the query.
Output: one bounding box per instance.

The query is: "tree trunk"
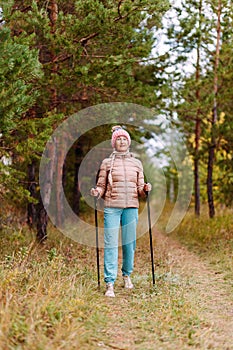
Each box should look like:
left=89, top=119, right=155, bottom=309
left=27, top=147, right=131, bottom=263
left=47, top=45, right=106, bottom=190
left=55, top=137, right=65, bottom=227
left=194, top=151, right=200, bottom=215
left=48, top=0, right=58, bottom=29
left=36, top=137, right=56, bottom=242
left=49, top=0, right=58, bottom=109
left=27, top=162, right=37, bottom=227
left=207, top=144, right=215, bottom=218
left=194, top=73, right=201, bottom=217
left=207, top=0, right=221, bottom=218
left=194, top=0, right=202, bottom=217
left=42, top=137, right=56, bottom=210
left=36, top=0, right=58, bottom=239
left=36, top=197, right=48, bottom=243
left=73, top=143, right=83, bottom=215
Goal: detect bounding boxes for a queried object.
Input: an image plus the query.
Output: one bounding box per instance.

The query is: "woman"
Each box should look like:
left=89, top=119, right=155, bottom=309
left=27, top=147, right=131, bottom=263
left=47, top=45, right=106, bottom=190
left=91, top=126, right=151, bottom=297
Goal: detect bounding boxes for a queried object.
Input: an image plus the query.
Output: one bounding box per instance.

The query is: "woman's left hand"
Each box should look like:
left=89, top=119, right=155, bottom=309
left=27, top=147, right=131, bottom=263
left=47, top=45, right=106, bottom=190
left=144, top=183, right=152, bottom=192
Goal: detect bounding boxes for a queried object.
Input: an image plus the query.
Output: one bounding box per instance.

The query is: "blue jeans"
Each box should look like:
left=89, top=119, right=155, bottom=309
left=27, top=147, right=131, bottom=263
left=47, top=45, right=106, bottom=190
left=104, top=207, right=138, bottom=284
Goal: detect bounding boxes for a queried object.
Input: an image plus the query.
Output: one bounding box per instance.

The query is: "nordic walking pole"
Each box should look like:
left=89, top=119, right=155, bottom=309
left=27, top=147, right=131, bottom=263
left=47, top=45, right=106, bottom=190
left=146, top=191, right=155, bottom=285
left=94, top=196, right=100, bottom=289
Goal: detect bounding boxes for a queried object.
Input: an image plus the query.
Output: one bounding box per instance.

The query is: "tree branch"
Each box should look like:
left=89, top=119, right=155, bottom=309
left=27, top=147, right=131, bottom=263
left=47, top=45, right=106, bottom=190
left=79, top=32, right=99, bottom=46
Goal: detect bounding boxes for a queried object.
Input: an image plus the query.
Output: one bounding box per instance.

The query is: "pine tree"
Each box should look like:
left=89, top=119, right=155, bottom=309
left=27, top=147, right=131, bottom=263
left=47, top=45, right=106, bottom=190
left=0, top=0, right=170, bottom=240
left=0, top=26, right=43, bottom=206
left=161, top=0, right=214, bottom=215
left=206, top=0, right=222, bottom=218
left=160, top=0, right=233, bottom=215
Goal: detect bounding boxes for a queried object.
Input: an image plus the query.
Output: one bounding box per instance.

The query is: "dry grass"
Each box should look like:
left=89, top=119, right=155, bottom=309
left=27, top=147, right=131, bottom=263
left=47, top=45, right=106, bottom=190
left=167, top=205, right=233, bottom=281
left=0, top=204, right=232, bottom=349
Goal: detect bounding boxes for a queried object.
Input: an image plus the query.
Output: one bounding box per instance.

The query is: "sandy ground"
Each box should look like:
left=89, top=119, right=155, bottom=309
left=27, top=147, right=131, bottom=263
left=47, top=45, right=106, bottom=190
left=97, top=228, right=233, bottom=349
left=153, top=229, right=233, bottom=349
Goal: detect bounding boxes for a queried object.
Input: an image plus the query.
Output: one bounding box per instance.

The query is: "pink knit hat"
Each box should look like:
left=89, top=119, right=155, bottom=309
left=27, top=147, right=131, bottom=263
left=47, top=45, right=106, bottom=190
left=111, top=125, right=131, bottom=148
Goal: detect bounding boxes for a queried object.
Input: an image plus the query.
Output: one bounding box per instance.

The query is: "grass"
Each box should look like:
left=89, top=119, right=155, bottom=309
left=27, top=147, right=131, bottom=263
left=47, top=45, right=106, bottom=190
left=166, top=205, right=233, bottom=282
left=0, top=204, right=232, bottom=349
left=1, top=251, right=107, bottom=349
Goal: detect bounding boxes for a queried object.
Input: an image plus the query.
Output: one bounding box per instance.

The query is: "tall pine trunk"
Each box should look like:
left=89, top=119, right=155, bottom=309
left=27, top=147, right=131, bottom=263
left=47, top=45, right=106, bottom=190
left=27, top=162, right=37, bottom=227
left=207, top=0, right=221, bottom=218
left=36, top=137, right=56, bottom=242
left=73, top=143, right=83, bottom=215
left=194, top=117, right=201, bottom=216
left=194, top=0, right=202, bottom=217
left=36, top=0, right=58, bottom=239
left=48, top=0, right=58, bottom=109
left=36, top=198, right=48, bottom=243
left=55, top=137, right=65, bottom=227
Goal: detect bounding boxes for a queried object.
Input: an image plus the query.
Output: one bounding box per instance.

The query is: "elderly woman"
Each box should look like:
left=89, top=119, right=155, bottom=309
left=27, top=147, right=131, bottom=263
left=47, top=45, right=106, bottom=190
left=91, top=126, right=151, bottom=297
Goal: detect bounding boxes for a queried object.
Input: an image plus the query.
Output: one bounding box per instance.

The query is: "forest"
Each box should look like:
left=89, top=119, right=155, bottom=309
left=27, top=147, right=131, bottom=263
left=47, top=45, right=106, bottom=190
left=0, top=1, right=232, bottom=349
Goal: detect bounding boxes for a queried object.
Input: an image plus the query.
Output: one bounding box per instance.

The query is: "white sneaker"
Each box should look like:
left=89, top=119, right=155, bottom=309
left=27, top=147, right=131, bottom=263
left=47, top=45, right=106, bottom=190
left=105, top=283, right=115, bottom=297
left=123, top=276, right=134, bottom=289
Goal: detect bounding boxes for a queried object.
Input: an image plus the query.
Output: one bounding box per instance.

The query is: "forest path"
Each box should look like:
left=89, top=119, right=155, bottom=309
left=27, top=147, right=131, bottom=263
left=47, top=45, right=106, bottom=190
left=153, top=230, right=233, bottom=349
left=95, top=228, right=233, bottom=350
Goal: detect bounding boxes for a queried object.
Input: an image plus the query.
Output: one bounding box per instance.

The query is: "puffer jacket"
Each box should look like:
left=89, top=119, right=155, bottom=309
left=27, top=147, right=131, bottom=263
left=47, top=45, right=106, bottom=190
left=96, top=152, right=146, bottom=208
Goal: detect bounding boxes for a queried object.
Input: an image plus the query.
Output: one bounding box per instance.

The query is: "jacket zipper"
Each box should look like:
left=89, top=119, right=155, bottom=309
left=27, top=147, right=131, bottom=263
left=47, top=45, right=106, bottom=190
left=123, top=157, right=128, bottom=207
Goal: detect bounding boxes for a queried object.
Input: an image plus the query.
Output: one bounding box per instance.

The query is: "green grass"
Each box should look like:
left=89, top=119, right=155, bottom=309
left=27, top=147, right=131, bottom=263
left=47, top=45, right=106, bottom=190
left=0, top=204, right=232, bottom=349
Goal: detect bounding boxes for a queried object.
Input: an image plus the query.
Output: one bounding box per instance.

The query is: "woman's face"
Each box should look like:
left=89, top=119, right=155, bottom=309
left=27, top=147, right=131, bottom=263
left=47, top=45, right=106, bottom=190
left=115, top=136, right=129, bottom=152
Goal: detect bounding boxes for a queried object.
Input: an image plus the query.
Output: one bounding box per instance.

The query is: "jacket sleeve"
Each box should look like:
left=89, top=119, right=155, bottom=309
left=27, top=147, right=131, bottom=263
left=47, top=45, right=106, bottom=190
left=96, top=159, right=108, bottom=198
left=137, top=160, right=146, bottom=198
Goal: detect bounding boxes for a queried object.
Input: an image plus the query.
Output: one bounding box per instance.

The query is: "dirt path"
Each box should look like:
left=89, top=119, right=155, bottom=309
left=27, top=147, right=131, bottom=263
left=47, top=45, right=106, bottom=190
left=97, top=229, right=233, bottom=350
left=154, top=230, right=233, bottom=349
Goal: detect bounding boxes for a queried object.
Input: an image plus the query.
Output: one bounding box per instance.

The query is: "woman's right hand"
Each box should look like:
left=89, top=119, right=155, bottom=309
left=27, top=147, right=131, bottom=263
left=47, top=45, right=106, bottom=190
left=90, top=187, right=100, bottom=197
left=144, top=183, right=152, bottom=192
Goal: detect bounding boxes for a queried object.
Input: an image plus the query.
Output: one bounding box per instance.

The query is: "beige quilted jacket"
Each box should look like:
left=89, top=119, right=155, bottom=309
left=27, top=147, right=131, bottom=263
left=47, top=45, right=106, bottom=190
left=96, top=152, right=146, bottom=208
